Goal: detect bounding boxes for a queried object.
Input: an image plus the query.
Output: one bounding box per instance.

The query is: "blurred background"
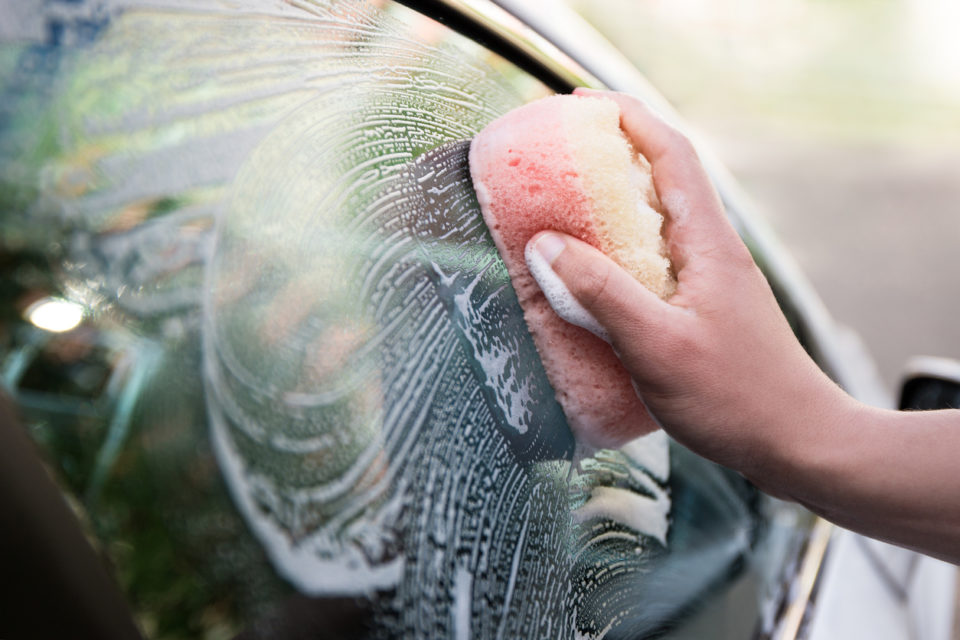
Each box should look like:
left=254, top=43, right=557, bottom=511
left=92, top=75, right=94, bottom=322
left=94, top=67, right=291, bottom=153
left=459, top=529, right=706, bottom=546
left=560, top=0, right=960, bottom=635
left=562, top=0, right=960, bottom=397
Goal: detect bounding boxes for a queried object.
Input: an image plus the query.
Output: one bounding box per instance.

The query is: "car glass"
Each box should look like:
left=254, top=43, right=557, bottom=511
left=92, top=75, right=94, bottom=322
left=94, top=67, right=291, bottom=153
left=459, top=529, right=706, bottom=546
left=0, top=1, right=812, bottom=637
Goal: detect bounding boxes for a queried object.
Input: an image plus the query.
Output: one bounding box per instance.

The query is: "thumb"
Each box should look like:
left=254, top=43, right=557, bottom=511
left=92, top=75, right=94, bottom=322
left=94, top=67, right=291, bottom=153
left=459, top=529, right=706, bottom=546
left=524, top=232, right=675, bottom=349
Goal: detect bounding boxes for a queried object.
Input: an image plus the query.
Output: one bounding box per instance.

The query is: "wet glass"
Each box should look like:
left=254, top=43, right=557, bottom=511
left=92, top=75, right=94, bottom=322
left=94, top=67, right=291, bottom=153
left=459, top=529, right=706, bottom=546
left=0, top=1, right=813, bottom=638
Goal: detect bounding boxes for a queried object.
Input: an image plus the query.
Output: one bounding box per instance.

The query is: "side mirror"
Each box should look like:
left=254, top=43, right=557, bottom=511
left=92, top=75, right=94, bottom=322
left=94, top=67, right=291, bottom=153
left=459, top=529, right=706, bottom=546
left=898, top=356, right=960, bottom=411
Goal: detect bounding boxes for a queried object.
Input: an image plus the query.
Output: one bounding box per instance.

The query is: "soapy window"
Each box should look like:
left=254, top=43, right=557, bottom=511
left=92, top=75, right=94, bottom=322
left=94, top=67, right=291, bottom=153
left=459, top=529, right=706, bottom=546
left=0, top=1, right=810, bottom=637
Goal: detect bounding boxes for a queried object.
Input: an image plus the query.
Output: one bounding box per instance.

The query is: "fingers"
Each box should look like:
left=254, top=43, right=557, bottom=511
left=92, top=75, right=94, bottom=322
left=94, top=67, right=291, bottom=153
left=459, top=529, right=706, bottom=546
left=573, top=88, right=742, bottom=268
left=526, top=231, right=684, bottom=352
left=524, top=233, right=611, bottom=343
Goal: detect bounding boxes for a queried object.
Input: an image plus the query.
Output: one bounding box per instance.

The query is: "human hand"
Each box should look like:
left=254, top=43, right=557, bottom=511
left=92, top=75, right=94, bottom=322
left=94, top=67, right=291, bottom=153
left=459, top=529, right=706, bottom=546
left=526, top=89, right=855, bottom=489
left=524, top=90, right=960, bottom=561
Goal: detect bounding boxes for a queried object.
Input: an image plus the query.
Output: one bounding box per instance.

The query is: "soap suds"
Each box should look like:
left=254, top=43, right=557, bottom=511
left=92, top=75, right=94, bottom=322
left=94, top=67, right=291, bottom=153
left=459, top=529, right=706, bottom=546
left=525, top=240, right=610, bottom=344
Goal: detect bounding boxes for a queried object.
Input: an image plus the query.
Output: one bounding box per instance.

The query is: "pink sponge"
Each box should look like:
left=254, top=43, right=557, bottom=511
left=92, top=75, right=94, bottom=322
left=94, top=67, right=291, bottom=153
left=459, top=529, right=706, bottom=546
left=469, top=94, right=676, bottom=449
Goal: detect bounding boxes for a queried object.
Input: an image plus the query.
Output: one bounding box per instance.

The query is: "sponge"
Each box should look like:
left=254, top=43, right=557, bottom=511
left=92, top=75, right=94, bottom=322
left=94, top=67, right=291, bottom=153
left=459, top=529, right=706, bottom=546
left=469, top=94, right=675, bottom=448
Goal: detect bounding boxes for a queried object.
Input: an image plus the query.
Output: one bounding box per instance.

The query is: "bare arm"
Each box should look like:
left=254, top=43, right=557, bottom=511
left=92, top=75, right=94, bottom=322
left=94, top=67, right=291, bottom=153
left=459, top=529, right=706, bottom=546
left=526, top=88, right=960, bottom=564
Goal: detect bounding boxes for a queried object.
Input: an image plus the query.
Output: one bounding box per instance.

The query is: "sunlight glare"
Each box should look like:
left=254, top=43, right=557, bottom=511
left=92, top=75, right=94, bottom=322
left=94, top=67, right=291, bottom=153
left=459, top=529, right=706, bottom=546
left=25, top=297, right=85, bottom=333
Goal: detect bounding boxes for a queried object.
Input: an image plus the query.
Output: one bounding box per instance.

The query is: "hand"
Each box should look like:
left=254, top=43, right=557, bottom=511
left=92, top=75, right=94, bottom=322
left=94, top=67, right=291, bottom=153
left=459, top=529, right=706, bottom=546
left=526, top=90, right=960, bottom=563
left=526, top=89, right=854, bottom=489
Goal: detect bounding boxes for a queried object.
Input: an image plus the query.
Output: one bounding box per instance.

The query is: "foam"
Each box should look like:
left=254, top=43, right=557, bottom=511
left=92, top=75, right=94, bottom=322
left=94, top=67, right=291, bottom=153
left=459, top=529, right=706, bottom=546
left=469, top=94, right=675, bottom=448
left=524, top=240, right=610, bottom=343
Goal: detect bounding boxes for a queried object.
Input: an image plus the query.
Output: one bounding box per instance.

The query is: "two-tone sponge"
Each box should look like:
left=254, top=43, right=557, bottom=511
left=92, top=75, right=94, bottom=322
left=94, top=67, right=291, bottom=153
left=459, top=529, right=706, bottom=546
left=469, top=94, right=675, bottom=449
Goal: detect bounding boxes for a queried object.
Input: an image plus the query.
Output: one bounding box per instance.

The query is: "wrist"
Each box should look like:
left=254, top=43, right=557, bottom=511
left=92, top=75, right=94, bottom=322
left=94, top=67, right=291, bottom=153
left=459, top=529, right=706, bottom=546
left=739, top=369, right=865, bottom=505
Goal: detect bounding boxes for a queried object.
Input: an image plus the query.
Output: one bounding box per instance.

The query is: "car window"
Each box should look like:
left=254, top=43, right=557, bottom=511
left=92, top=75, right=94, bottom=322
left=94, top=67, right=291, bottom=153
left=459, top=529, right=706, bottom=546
left=0, top=1, right=812, bottom=638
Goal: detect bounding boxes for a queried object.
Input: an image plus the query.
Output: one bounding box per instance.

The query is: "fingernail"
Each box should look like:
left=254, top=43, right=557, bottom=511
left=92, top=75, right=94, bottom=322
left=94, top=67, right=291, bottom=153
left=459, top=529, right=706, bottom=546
left=525, top=235, right=611, bottom=344
left=533, top=232, right=566, bottom=265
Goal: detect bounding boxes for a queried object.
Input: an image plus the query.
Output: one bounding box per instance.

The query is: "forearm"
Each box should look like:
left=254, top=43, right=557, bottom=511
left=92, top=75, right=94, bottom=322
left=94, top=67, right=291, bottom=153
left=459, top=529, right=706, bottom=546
left=530, top=89, right=960, bottom=563
left=757, top=395, right=960, bottom=563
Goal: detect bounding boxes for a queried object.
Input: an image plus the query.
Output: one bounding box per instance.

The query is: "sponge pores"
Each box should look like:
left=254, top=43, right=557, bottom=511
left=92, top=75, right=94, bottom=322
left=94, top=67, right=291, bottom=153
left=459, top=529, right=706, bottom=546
left=469, top=94, right=675, bottom=449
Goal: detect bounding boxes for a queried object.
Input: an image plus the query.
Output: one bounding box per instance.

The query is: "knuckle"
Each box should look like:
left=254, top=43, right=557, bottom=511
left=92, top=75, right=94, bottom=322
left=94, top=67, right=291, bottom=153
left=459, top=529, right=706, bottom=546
left=571, top=258, right=613, bottom=308
left=665, top=128, right=697, bottom=158
left=660, top=321, right=703, bottom=365
left=721, top=241, right=762, bottom=280
left=660, top=328, right=692, bottom=360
